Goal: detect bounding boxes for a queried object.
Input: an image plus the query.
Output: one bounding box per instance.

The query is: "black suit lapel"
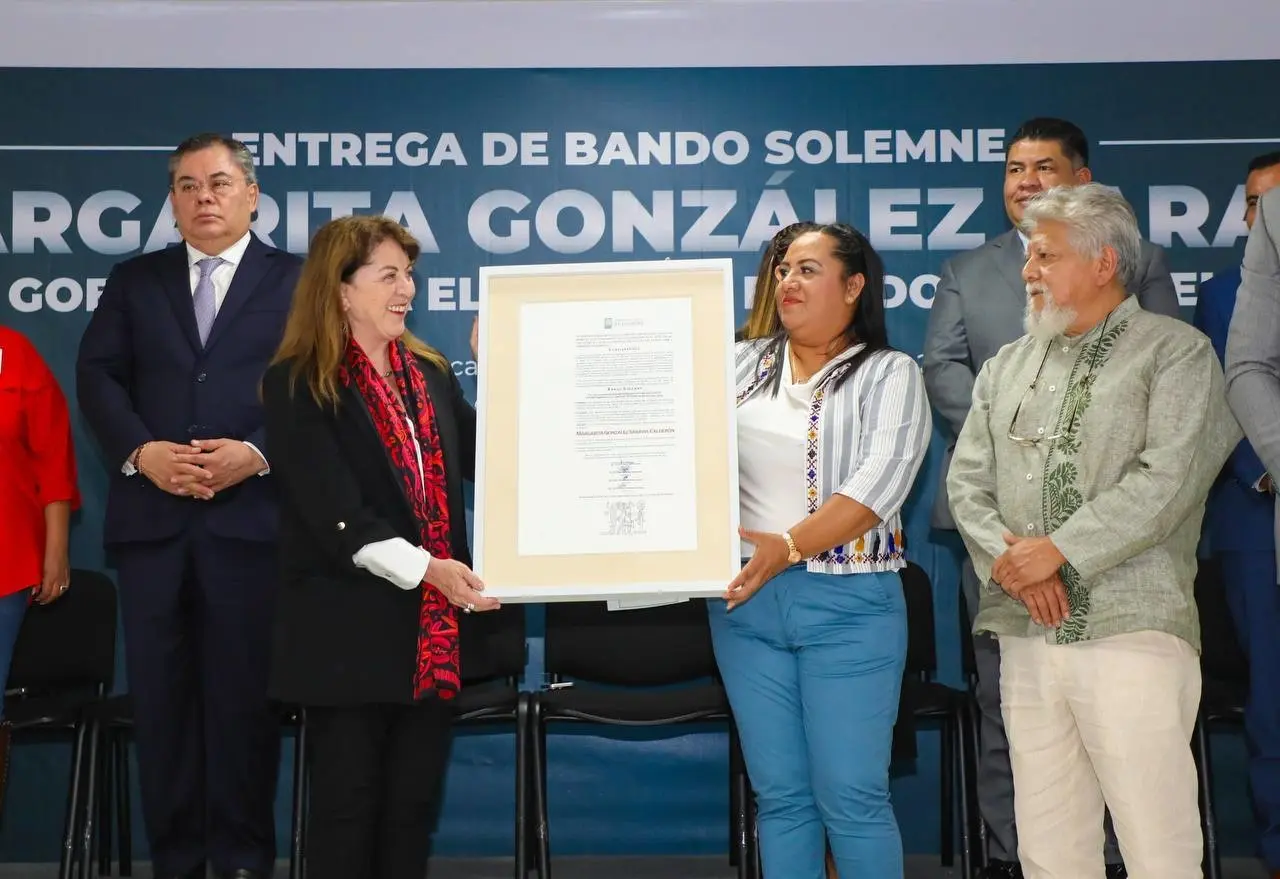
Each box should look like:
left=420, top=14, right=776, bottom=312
left=340, top=381, right=418, bottom=528
left=203, top=235, right=270, bottom=352
left=157, top=244, right=202, bottom=352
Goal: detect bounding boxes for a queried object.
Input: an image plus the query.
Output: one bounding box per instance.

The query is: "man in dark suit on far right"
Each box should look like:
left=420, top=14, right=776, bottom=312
left=77, top=134, right=303, bottom=879
left=1205, top=150, right=1280, bottom=878
left=923, top=117, right=1181, bottom=879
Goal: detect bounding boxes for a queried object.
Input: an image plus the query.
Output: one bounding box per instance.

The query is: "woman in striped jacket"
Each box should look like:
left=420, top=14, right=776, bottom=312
left=711, top=222, right=932, bottom=879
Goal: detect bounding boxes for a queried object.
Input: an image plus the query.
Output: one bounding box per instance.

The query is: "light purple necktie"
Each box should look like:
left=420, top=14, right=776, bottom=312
left=193, top=256, right=225, bottom=346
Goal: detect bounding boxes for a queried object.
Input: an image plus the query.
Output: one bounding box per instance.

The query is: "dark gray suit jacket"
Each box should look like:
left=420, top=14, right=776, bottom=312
left=922, top=228, right=1182, bottom=529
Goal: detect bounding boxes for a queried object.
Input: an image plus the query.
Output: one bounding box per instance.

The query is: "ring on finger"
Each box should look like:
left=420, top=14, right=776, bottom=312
left=464, top=601, right=475, bottom=613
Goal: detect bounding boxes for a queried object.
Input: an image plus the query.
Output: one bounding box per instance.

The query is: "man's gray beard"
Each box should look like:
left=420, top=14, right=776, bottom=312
left=1024, top=292, right=1077, bottom=342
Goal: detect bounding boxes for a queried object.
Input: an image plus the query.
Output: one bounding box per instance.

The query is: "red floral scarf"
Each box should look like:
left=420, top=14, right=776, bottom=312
left=339, top=337, right=460, bottom=700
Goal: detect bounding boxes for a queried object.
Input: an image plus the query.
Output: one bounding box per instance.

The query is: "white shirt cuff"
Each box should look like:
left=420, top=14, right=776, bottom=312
left=122, top=458, right=137, bottom=476
left=352, top=538, right=431, bottom=590
left=242, top=441, right=270, bottom=476
left=1255, top=473, right=1271, bottom=493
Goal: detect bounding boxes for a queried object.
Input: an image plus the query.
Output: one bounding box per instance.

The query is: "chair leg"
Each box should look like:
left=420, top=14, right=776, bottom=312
left=117, top=733, right=132, bottom=877
left=966, top=692, right=986, bottom=873
left=79, top=718, right=103, bottom=879
left=523, top=733, right=539, bottom=876
left=953, top=705, right=973, bottom=879
left=97, top=727, right=113, bottom=876
left=729, top=724, right=748, bottom=874
left=732, top=764, right=751, bottom=879
left=749, top=798, right=761, bottom=879
left=728, top=723, right=742, bottom=868
left=59, top=721, right=89, bottom=879
left=0, top=721, right=10, bottom=822
left=514, top=695, right=530, bottom=879
left=300, top=760, right=310, bottom=879
left=118, top=736, right=133, bottom=879
left=530, top=697, right=551, bottom=879
left=290, top=710, right=308, bottom=879
left=939, top=714, right=955, bottom=867
left=1193, top=714, right=1221, bottom=879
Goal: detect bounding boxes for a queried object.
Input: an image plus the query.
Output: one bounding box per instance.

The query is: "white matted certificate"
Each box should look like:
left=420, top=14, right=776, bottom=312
left=474, top=258, right=740, bottom=603
left=516, top=297, right=698, bottom=557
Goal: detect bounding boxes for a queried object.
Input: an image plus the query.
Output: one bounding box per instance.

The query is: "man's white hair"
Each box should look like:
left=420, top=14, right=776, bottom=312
left=1020, top=183, right=1142, bottom=292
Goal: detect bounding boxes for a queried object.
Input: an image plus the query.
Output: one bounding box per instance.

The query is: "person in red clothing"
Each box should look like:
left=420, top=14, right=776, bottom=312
left=0, top=324, right=80, bottom=814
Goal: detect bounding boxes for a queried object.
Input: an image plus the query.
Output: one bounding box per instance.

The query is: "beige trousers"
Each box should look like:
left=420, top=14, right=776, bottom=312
left=998, top=630, right=1203, bottom=879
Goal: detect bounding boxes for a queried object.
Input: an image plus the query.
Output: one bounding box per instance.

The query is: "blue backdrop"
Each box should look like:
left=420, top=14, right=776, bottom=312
left=1, top=60, right=1275, bottom=862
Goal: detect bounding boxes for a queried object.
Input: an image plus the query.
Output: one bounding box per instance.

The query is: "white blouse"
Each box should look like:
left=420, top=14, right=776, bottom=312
left=737, top=342, right=859, bottom=558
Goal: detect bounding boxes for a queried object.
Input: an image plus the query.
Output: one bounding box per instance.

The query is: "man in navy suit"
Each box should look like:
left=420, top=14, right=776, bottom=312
left=1196, top=150, right=1280, bottom=877
left=77, top=134, right=303, bottom=879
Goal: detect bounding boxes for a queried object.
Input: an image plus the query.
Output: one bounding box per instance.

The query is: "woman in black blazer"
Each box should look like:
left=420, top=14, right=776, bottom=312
left=262, top=215, right=499, bottom=879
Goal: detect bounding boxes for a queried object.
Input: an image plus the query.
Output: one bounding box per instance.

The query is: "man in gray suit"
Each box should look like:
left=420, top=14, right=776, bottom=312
left=1225, top=185, right=1280, bottom=879
left=1227, top=184, right=1280, bottom=545
left=923, top=117, right=1181, bottom=879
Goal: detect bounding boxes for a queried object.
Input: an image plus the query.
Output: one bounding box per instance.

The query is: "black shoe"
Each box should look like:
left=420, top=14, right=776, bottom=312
left=1105, top=865, right=1128, bottom=879
left=980, top=860, right=1024, bottom=879
left=214, top=871, right=268, bottom=879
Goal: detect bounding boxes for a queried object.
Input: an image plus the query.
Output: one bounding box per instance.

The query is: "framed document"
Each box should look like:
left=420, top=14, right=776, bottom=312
left=473, top=258, right=740, bottom=603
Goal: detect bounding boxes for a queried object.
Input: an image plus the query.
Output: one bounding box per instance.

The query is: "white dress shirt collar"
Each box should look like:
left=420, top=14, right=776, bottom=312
left=186, top=230, right=253, bottom=270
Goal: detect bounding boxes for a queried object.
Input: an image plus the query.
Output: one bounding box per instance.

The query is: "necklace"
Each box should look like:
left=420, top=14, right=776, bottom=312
left=789, top=345, right=828, bottom=385
left=784, top=344, right=802, bottom=383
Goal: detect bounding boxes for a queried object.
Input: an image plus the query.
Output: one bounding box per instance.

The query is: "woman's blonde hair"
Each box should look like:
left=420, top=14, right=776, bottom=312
left=271, top=215, right=448, bottom=406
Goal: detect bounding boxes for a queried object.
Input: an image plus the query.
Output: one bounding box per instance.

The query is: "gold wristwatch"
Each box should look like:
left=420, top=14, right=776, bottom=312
left=783, top=531, right=802, bottom=564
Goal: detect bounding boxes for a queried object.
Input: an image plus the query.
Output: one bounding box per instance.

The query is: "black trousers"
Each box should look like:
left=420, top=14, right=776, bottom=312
left=305, top=698, right=454, bottom=879
left=114, top=525, right=280, bottom=877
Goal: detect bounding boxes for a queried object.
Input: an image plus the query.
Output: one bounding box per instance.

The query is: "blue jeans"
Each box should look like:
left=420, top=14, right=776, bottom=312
left=708, top=566, right=907, bottom=879
left=0, top=589, right=31, bottom=719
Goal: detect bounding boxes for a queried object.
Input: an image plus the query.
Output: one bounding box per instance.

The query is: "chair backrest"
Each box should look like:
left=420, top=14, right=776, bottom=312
left=1194, top=557, right=1248, bottom=684
left=900, top=562, right=937, bottom=678
left=459, top=603, right=526, bottom=684
left=7, top=569, right=117, bottom=694
left=543, top=598, right=717, bottom=687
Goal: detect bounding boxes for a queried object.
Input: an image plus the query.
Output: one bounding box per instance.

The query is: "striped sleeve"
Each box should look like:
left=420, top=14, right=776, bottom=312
left=733, top=338, right=767, bottom=391
left=835, top=352, right=932, bottom=520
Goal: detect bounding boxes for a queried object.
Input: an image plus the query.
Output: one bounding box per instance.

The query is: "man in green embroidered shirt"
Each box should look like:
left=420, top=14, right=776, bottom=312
left=947, top=182, right=1240, bottom=879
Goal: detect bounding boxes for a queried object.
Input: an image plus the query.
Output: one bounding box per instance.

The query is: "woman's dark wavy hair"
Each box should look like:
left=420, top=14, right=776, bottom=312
left=756, top=222, right=893, bottom=397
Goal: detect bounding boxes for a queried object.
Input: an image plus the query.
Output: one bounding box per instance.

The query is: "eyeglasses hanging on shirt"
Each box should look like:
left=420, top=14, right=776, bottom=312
left=1007, top=311, right=1112, bottom=446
